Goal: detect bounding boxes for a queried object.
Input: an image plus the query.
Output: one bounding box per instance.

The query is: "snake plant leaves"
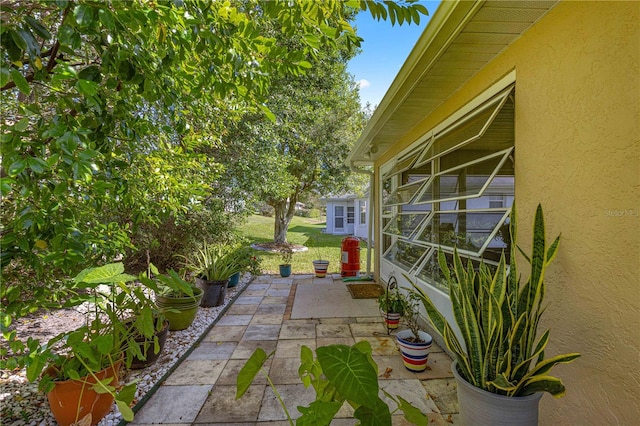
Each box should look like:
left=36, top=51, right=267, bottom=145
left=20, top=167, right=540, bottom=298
left=412, top=205, right=580, bottom=397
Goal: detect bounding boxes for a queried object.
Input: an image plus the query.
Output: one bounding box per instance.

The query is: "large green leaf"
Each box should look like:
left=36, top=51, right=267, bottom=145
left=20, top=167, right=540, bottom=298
left=396, top=395, right=428, bottom=426
left=352, top=399, right=392, bottom=426
left=316, top=345, right=379, bottom=408
left=236, top=348, right=268, bottom=399
left=296, top=400, right=342, bottom=426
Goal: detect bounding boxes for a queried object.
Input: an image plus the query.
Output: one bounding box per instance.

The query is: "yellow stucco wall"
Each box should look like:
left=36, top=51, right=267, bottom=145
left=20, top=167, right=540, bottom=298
left=374, top=1, right=639, bottom=424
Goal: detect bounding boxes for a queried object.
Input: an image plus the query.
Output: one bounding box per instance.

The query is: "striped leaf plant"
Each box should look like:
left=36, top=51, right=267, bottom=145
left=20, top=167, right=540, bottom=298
left=411, top=204, right=580, bottom=397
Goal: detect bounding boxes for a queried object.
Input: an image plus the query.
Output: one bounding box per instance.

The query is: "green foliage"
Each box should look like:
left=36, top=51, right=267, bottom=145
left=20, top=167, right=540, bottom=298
left=151, top=268, right=198, bottom=299
left=236, top=342, right=427, bottom=425
left=2, top=263, right=164, bottom=422
left=377, top=284, right=409, bottom=316
left=279, top=246, right=293, bottom=265
left=124, top=206, right=239, bottom=273
left=410, top=205, right=580, bottom=397
left=180, top=242, right=245, bottom=281
left=0, top=0, right=425, bottom=337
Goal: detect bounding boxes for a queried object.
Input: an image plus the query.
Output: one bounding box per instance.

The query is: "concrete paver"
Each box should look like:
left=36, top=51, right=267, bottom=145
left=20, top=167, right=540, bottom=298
left=258, top=384, right=316, bottom=421
left=132, top=274, right=458, bottom=425
left=195, top=384, right=264, bottom=423
left=231, top=339, right=277, bottom=359
left=132, top=385, right=213, bottom=424
left=250, top=313, right=284, bottom=325
left=243, top=324, right=282, bottom=340
left=215, top=314, right=253, bottom=326
left=187, top=342, right=237, bottom=360
left=164, top=360, right=226, bottom=385
left=203, top=325, right=246, bottom=342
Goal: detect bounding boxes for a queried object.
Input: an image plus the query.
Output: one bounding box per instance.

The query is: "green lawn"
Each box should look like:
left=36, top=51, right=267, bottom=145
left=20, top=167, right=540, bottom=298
left=238, top=215, right=374, bottom=275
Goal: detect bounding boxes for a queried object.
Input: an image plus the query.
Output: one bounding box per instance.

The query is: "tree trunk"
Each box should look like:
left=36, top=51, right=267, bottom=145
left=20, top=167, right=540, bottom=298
left=272, top=197, right=297, bottom=244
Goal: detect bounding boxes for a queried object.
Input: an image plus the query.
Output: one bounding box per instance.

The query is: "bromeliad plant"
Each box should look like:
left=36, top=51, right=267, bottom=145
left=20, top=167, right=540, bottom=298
left=411, top=204, right=580, bottom=397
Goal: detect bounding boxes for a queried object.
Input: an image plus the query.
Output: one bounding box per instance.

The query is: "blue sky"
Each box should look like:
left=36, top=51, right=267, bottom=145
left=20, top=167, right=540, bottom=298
left=347, top=1, right=441, bottom=109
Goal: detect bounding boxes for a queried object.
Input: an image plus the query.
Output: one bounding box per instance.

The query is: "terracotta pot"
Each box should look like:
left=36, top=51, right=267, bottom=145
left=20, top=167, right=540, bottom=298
left=45, top=360, right=122, bottom=426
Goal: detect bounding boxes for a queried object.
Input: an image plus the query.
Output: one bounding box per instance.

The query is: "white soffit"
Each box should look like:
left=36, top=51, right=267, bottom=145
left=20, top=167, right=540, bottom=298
left=348, top=0, right=558, bottom=166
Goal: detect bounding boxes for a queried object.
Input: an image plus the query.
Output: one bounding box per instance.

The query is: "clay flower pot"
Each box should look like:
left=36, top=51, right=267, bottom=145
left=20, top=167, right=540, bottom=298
left=45, top=360, right=122, bottom=426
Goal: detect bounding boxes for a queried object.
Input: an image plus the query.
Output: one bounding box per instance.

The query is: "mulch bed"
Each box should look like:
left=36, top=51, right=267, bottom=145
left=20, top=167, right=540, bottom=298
left=251, top=242, right=308, bottom=253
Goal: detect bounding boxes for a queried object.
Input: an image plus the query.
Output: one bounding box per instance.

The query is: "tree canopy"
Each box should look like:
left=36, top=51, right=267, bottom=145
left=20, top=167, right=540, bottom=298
left=1, top=0, right=428, bottom=278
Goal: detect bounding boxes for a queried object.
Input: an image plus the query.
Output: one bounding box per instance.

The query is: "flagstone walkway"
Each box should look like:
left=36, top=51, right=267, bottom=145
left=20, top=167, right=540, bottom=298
left=130, top=274, right=459, bottom=425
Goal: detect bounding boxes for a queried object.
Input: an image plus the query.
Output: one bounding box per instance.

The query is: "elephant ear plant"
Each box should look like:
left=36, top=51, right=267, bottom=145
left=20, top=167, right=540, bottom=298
left=411, top=204, right=580, bottom=397
left=17, top=262, right=159, bottom=424
left=237, top=342, right=428, bottom=425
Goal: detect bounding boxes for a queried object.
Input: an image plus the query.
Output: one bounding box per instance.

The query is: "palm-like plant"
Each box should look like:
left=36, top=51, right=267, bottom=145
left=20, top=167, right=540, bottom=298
left=411, top=204, right=580, bottom=397
left=182, top=242, right=244, bottom=281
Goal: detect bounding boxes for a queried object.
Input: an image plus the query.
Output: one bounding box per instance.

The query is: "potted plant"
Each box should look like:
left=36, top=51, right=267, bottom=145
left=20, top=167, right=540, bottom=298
left=310, top=236, right=330, bottom=278
left=393, top=286, right=433, bottom=372
left=411, top=205, right=580, bottom=425
left=377, top=276, right=408, bottom=330
left=126, top=266, right=171, bottom=369
left=237, top=342, right=429, bottom=425
left=153, top=269, right=204, bottom=330
left=30, top=263, right=154, bottom=426
left=181, top=242, right=243, bottom=307
left=278, top=246, right=293, bottom=277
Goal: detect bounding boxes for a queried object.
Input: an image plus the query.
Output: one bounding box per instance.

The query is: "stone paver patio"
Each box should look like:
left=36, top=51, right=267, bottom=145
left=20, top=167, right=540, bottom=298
left=130, top=274, right=459, bottom=425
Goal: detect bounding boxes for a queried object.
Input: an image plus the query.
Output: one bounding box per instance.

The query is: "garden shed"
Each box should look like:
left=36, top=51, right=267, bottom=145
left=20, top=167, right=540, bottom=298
left=347, top=1, right=639, bottom=424
left=323, top=194, right=370, bottom=240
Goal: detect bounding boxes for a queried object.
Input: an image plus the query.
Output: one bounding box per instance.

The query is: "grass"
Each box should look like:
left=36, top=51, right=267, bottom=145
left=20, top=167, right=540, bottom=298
left=238, top=214, right=374, bottom=275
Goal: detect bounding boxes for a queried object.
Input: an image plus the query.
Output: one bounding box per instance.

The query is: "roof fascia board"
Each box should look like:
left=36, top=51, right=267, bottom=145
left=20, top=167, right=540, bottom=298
left=347, top=0, right=485, bottom=165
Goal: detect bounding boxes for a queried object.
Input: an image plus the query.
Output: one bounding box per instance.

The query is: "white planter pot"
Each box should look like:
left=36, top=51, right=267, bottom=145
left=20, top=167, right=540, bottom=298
left=395, top=329, right=432, bottom=372
left=452, top=360, right=543, bottom=425
left=381, top=310, right=401, bottom=329
left=312, top=260, right=330, bottom=278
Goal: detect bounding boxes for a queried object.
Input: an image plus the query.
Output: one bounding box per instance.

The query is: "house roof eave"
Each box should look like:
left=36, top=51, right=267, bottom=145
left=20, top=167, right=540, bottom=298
left=347, top=0, right=558, bottom=166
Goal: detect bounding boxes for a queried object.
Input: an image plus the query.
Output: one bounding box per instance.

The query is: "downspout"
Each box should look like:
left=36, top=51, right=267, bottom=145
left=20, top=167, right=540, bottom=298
left=349, top=163, right=374, bottom=278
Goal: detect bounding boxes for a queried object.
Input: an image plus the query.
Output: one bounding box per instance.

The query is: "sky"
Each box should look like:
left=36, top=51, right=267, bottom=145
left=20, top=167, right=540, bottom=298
left=347, top=1, right=441, bottom=109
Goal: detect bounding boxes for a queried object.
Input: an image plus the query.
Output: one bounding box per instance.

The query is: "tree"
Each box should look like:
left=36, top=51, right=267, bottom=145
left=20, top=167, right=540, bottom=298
left=1, top=0, right=427, bottom=276
left=218, top=7, right=427, bottom=244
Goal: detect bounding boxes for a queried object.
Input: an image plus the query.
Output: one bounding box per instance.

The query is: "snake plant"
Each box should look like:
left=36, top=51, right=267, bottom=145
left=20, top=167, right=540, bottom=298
left=411, top=204, right=580, bottom=397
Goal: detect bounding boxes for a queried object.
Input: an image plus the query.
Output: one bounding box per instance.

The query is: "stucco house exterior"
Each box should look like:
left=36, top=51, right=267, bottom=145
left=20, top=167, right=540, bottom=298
left=323, top=194, right=369, bottom=240
left=347, top=1, right=639, bottom=424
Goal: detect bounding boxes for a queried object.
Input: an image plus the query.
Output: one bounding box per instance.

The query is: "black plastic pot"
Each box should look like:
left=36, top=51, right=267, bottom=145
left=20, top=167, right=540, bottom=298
left=195, top=276, right=228, bottom=307
left=130, top=319, right=170, bottom=370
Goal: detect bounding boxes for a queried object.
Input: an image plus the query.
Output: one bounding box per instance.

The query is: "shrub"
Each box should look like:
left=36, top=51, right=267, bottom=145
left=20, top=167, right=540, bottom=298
left=124, top=208, right=238, bottom=273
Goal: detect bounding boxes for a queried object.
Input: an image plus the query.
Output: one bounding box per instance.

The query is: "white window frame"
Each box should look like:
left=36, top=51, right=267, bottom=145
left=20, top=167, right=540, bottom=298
left=378, top=71, right=516, bottom=296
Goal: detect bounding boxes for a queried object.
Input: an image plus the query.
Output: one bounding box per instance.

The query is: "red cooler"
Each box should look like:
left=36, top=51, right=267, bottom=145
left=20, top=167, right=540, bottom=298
left=341, top=236, right=360, bottom=277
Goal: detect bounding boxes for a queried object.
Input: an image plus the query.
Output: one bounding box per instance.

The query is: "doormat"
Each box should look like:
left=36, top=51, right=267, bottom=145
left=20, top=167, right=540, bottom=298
left=347, top=283, right=384, bottom=299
